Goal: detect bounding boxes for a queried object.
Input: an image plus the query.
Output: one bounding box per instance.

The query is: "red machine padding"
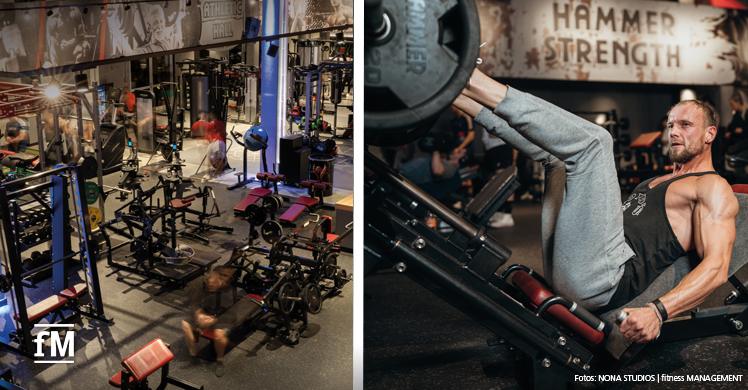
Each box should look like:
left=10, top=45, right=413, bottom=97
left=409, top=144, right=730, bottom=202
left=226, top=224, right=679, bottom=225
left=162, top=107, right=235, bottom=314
left=326, top=233, right=338, bottom=243
left=249, top=188, right=272, bottom=197
left=512, top=271, right=604, bottom=345
left=732, top=184, right=748, bottom=194
left=629, top=131, right=662, bottom=149
left=280, top=204, right=307, bottom=223
left=234, top=195, right=261, bottom=214
left=58, top=283, right=88, bottom=300
left=256, top=172, right=286, bottom=183
left=296, top=196, right=319, bottom=208
left=14, top=295, right=68, bottom=323
left=247, top=293, right=264, bottom=302
left=170, top=195, right=196, bottom=209
left=108, top=370, right=135, bottom=388
left=122, top=338, right=174, bottom=382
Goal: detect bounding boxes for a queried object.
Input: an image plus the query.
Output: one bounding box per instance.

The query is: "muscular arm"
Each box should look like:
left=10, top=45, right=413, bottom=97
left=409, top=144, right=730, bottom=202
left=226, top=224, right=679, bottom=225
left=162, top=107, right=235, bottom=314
left=659, top=179, right=738, bottom=318
left=621, top=178, right=738, bottom=343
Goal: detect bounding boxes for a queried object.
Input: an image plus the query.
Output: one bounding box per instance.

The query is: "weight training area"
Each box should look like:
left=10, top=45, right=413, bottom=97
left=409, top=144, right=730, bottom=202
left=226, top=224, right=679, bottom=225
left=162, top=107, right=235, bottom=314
left=0, top=1, right=353, bottom=389
left=365, top=0, right=748, bottom=389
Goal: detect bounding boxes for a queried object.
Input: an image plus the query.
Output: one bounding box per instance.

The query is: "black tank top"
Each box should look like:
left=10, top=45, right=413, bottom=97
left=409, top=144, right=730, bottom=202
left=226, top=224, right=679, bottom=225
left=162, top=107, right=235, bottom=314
left=598, top=171, right=718, bottom=312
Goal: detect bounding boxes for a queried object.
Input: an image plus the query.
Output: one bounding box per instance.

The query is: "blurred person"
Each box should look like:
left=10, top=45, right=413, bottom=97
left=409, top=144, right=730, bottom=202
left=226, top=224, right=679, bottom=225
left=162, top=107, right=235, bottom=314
left=1, top=117, right=30, bottom=153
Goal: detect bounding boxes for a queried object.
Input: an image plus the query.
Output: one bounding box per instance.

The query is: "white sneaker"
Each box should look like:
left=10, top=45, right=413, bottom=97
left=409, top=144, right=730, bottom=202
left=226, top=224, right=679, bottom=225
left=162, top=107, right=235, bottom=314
left=438, top=221, right=454, bottom=234
left=489, top=213, right=515, bottom=228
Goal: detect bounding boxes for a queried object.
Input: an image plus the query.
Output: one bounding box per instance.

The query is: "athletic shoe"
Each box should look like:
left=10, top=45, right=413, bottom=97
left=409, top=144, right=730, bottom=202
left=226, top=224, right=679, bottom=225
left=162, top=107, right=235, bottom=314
left=489, top=213, right=515, bottom=228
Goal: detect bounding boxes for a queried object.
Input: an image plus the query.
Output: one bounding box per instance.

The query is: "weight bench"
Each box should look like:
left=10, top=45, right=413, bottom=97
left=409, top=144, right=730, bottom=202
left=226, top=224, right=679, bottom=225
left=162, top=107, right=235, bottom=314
left=278, top=180, right=331, bottom=224
left=198, top=294, right=265, bottom=343
left=233, top=187, right=273, bottom=216
left=13, top=283, right=88, bottom=324
left=279, top=196, right=320, bottom=224
left=0, top=151, right=39, bottom=170
left=109, top=338, right=203, bottom=389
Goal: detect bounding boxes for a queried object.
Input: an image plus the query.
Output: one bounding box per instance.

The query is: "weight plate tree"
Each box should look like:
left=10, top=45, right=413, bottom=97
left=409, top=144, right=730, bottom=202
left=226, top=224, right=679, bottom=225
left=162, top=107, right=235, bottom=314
left=365, top=0, right=480, bottom=145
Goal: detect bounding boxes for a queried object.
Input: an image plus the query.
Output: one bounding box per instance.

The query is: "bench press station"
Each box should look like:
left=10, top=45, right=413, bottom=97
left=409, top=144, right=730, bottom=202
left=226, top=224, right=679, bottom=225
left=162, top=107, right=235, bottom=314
left=364, top=152, right=748, bottom=388
left=277, top=180, right=331, bottom=225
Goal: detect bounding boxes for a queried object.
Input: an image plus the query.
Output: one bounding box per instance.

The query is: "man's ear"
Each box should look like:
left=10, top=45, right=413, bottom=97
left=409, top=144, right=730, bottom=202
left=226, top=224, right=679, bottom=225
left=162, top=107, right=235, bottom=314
left=706, top=126, right=718, bottom=144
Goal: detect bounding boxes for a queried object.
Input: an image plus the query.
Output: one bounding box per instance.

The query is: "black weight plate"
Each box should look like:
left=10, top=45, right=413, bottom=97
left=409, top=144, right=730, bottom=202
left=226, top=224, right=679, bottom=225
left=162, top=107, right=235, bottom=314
left=365, top=0, right=480, bottom=146
left=277, top=281, right=298, bottom=315
left=335, top=269, right=349, bottom=289
left=262, top=195, right=281, bottom=215
left=245, top=204, right=267, bottom=226
left=323, top=252, right=338, bottom=278
left=273, top=194, right=284, bottom=210
left=302, top=283, right=322, bottom=314
left=261, top=220, right=283, bottom=244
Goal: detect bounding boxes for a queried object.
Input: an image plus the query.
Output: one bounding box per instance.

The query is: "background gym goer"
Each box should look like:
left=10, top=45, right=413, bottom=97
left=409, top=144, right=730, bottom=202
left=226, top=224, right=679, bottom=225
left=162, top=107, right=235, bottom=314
left=453, top=68, right=742, bottom=344
left=206, top=112, right=228, bottom=174
left=1, top=117, right=30, bottom=152
left=181, top=266, right=237, bottom=377
left=725, top=89, right=748, bottom=151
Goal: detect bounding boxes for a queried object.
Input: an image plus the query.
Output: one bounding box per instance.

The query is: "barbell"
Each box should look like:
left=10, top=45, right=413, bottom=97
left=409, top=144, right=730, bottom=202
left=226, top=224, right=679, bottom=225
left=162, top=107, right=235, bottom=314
left=365, top=0, right=480, bottom=146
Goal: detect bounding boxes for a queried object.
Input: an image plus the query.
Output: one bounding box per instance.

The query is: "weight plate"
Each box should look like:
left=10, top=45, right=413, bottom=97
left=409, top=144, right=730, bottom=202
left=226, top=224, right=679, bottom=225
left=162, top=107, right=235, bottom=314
left=365, top=0, right=480, bottom=146
left=323, top=252, right=338, bottom=279
left=335, top=269, right=349, bottom=289
left=87, top=207, right=102, bottom=230
left=245, top=204, right=267, bottom=226
left=85, top=182, right=100, bottom=204
left=262, top=195, right=281, bottom=215
left=302, top=283, right=322, bottom=314
left=261, top=220, right=283, bottom=244
left=277, top=281, right=298, bottom=315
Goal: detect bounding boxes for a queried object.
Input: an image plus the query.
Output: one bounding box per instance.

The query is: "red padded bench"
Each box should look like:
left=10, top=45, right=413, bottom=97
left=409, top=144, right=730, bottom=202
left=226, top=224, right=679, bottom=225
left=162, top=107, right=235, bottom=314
left=169, top=195, right=197, bottom=210
left=511, top=270, right=605, bottom=345
left=109, top=338, right=202, bottom=389
left=630, top=131, right=662, bottom=149
left=14, top=283, right=88, bottom=323
left=279, top=196, right=320, bottom=223
left=233, top=187, right=273, bottom=215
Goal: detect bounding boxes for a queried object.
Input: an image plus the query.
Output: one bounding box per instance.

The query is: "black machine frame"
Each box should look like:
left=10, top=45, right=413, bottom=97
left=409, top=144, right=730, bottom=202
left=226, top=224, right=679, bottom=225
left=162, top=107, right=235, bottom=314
left=364, top=151, right=748, bottom=388
left=0, top=165, right=108, bottom=355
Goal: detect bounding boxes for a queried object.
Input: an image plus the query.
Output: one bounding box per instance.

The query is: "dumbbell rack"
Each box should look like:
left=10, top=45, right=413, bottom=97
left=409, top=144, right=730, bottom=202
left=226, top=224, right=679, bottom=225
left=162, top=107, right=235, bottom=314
left=0, top=165, right=107, bottom=355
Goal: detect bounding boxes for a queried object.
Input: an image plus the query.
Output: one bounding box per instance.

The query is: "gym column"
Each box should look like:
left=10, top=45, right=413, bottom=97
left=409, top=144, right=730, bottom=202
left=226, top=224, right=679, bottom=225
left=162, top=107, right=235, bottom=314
left=260, top=0, right=287, bottom=167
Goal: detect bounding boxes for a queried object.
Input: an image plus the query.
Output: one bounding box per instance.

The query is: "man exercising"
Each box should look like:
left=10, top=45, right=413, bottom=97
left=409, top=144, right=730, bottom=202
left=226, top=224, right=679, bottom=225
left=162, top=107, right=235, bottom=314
left=181, top=266, right=236, bottom=377
left=452, top=69, right=739, bottom=344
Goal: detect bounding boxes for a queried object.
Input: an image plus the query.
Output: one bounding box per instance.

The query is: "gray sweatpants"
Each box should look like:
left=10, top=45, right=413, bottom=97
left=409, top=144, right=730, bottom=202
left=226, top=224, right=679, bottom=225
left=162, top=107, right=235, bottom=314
left=474, top=87, right=635, bottom=309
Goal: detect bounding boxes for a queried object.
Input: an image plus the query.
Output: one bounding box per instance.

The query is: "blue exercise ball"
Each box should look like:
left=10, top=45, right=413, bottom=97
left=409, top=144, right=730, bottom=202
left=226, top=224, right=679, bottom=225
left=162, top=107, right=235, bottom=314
left=244, top=125, right=268, bottom=151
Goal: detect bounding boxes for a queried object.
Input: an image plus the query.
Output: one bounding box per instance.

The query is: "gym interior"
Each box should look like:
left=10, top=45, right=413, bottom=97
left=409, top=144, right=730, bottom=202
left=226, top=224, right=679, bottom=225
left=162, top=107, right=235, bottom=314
left=365, top=0, right=748, bottom=389
left=0, top=1, right=353, bottom=389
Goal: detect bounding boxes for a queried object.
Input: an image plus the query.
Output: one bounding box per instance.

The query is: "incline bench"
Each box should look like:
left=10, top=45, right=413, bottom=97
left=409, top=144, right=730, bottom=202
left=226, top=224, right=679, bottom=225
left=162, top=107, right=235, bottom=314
left=109, top=338, right=203, bottom=389
left=13, top=283, right=87, bottom=325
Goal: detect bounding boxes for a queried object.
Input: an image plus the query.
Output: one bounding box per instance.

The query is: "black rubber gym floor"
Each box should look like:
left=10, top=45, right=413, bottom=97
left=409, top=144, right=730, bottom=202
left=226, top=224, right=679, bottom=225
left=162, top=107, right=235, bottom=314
left=364, top=202, right=748, bottom=389
left=0, top=163, right=353, bottom=389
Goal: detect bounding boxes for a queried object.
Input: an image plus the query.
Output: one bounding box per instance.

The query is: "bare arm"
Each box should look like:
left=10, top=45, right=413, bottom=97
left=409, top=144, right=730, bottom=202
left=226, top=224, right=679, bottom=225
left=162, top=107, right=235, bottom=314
left=659, top=179, right=738, bottom=318
left=620, top=178, right=738, bottom=343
